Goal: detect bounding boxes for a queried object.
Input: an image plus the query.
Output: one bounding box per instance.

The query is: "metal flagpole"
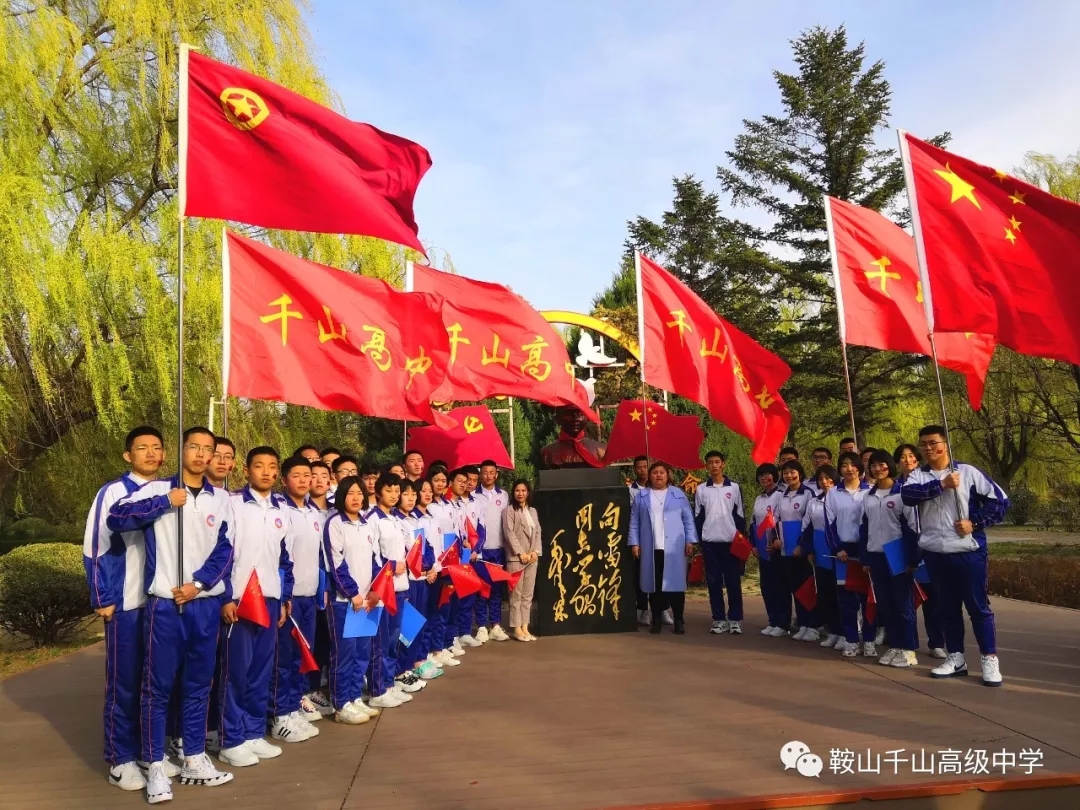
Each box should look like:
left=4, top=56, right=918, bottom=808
left=176, top=44, right=192, bottom=608
left=634, top=251, right=651, bottom=462
left=508, top=397, right=515, bottom=468
left=403, top=261, right=414, bottom=457
left=822, top=195, right=860, bottom=449
left=897, top=128, right=964, bottom=518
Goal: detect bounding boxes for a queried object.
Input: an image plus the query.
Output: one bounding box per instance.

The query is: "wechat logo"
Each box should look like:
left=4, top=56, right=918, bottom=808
left=781, top=741, right=823, bottom=778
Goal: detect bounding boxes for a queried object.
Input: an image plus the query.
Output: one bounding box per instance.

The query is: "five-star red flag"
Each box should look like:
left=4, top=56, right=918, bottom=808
left=406, top=405, right=512, bottom=470
left=445, top=564, right=484, bottom=598
left=181, top=48, right=430, bottom=253
left=405, top=530, right=425, bottom=580
left=604, top=399, right=705, bottom=470
left=408, top=263, right=597, bottom=420
left=824, top=195, right=995, bottom=408
left=368, top=563, right=398, bottom=615
left=438, top=537, right=460, bottom=569
left=731, top=532, right=753, bottom=563
left=236, top=570, right=270, bottom=628
left=224, top=231, right=454, bottom=428
left=438, top=582, right=454, bottom=608
left=289, top=618, right=320, bottom=674
left=755, top=507, right=776, bottom=540
left=902, top=132, right=1080, bottom=366
left=637, top=254, right=791, bottom=464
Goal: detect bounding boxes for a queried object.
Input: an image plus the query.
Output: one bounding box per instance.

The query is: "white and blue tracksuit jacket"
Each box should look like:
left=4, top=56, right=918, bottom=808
left=823, top=483, right=870, bottom=559
left=900, top=463, right=1008, bottom=553
left=693, top=476, right=746, bottom=542
left=227, top=487, right=293, bottom=603
left=368, top=507, right=410, bottom=592
left=778, top=485, right=813, bottom=555
left=472, top=486, right=508, bottom=551
left=83, top=472, right=153, bottom=611
left=859, top=482, right=920, bottom=565
left=750, top=488, right=784, bottom=551
left=284, top=496, right=324, bottom=599
left=322, top=512, right=378, bottom=602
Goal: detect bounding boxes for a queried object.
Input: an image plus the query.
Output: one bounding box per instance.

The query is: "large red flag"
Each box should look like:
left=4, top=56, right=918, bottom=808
left=368, top=563, right=398, bottom=615
left=604, top=399, right=704, bottom=470
left=902, top=132, right=1080, bottom=366
left=181, top=48, right=430, bottom=252
left=224, top=231, right=453, bottom=428
left=408, top=263, right=597, bottom=420
left=637, top=254, right=791, bottom=463
left=824, top=195, right=995, bottom=408
left=406, top=405, right=512, bottom=470
left=236, top=570, right=270, bottom=628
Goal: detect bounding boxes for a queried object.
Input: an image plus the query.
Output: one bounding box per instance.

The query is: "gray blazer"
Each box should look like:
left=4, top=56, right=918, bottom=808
left=502, top=505, right=542, bottom=563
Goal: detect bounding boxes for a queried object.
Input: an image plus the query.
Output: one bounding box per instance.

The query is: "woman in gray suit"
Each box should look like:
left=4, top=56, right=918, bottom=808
left=502, top=479, right=541, bottom=642
left=629, top=462, right=697, bottom=635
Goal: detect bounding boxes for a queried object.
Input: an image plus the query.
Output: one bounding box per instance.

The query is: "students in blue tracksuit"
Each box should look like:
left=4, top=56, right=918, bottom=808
left=107, top=426, right=235, bottom=804
left=217, top=447, right=295, bottom=767
left=407, top=479, right=444, bottom=677
left=749, top=464, right=786, bottom=637
left=901, top=425, right=1009, bottom=687
left=861, top=450, right=921, bottom=669
left=305, top=460, right=336, bottom=716
left=271, top=456, right=325, bottom=740
left=779, top=461, right=817, bottom=642
left=398, top=480, right=440, bottom=681
left=83, top=426, right=172, bottom=792
left=473, top=460, right=511, bottom=643
left=457, top=466, right=486, bottom=646
left=801, top=465, right=843, bottom=649
left=427, top=468, right=464, bottom=664
left=824, top=452, right=873, bottom=658
left=322, top=477, right=380, bottom=725
left=694, top=451, right=747, bottom=635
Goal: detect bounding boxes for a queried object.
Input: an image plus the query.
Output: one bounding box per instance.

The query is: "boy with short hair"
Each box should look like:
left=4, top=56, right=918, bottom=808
left=694, top=451, right=747, bottom=635
left=473, top=460, right=510, bottom=642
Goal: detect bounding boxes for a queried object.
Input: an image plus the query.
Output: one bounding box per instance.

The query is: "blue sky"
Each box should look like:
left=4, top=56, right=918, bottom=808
left=308, top=0, right=1080, bottom=313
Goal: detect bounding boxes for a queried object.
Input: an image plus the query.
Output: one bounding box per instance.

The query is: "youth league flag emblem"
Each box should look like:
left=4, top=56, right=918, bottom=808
left=219, top=87, right=269, bottom=130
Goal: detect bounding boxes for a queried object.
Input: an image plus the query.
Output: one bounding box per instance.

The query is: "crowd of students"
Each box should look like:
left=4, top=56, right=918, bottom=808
left=83, top=427, right=529, bottom=805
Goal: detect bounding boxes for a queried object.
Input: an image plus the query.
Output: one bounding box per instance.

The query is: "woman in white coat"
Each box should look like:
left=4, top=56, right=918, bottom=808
left=628, top=462, right=698, bottom=635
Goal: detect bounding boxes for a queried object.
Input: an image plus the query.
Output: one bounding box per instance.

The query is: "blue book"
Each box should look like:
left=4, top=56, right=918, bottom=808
left=882, top=537, right=908, bottom=576
left=781, top=521, right=801, bottom=556
left=913, top=562, right=931, bottom=584
left=343, top=604, right=383, bottom=638
left=398, top=601, right=427, bottom=648
left=812, top=530, right=833, bottom=571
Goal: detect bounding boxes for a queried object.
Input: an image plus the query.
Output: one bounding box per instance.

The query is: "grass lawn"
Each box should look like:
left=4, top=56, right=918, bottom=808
left=990, top=541, right=1080, bottom=557
left=0, top=617, right=103, bottom=680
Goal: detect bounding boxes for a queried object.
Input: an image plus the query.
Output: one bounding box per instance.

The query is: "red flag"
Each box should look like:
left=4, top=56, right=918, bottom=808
left=604, top=400, right=705, bottom=470
left=445, top=564, right=484, bottom=598
left=438, top=582, right=454, bottom=607
left=181, top=49, right=430, bottom=253
left=482, top=562, right=513, bottom=583
left=731, top=532, right=753, bottom=563
left=794, top=574, right=818, bottom=611
left=368, top=563, right=398, bottom=616
left=507, top=568, right=524, bottom=592
left=865, top=580, right=878, bottom=625
left=755, top=507, right=776, bottom=540
left=637, top=254, right=791, bottom=464
left=405, top=531, right=425, bottom=580
left=479, top=578, right=491, bottom=599
left=824, top=195, right=995, bottom=408
left=224, top=231, right=453, bottom=428
left=902, top=132, right=1080, bottom=366
left=845, top=561, right=871, bottom=595
left=236, top=570, right=270, bottom=628
left=913, top=580, right=928, bottom=610
left=464, top=517, right=479, bottom=549
left=408, top=263, right=597, bottom=420
left=407, top=405, right=512, bottom=471
left=289, top=619, right=320, bottom=675
left=438, top=538, right=460, bottom=569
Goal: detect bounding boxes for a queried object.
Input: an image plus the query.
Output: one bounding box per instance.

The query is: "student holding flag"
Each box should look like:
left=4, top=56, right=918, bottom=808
left=457, top=465, right=486, bottom=646
left=779, top=461, right=817, bottom=642
left=750, top=464, right=786, bottom=637
left=860, top=450, right=921, bottom=669
left=402, top=479, right=442, bottom=679
left=825, top=452, right=873, bottom=658
left=801, top=465, right=844, bottom=650
left=428, top=468, right=467, bottom=661
left=389, top=479, right=435, bottom=685
left=218, top=447, right=295, bottom=767
left=473, top=460, right=511, bottom=643
left=694, top=451, right=747, bottom=636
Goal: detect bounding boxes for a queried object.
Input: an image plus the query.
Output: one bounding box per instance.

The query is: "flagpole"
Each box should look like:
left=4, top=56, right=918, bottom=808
left=403, top=260, right=414, bottom=458
left=508, top=397, right=516, bottom=468
left=897, top=128, right=964, bottom=518
left=822, top=195, right=859, bottom=448
left=176, top=44, right=192, bottom=611
left=633, top=251, right=651, bottom=462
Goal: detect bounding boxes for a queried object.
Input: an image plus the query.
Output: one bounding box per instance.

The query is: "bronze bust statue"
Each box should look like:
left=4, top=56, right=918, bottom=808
left=540, top=406, right=607, bottom=469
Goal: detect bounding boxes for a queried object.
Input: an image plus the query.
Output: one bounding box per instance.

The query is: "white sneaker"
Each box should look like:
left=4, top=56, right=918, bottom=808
left=475, top=626, right=490, bottom=643
left=145, top=761, right=173, bottom=803
left=728, top=621, right=742, bottom=635
left=710, top=620, right=728, bottom=634
left=450, top=639, right=465, bottom=655
left=271, top=714, right=311, bottom=743
left=981, top=654, right=1003, bottom=687
left=760, top=625, right=775, bottom=636
left=875, top=627, right=886, bottom=646
left=879, top=648, right=900, bottom=666
left=298, top=695, right=322, bottom=722
left=218, top=744, right=259, bottom=767
left=291, top=711, right=319, bottom=737
left=662, top=608, right=675, bottom=626
left=489, top=624, right=510, bottom=642
left=306, top=691, right=335, bottom=716
left=396, top=672, right=424, bottom=693
left=892, top=650, right=918, bottom=668
left=802, top=628, right=820, bottom=642
left=437, top=650, right=461, bottom=667
left=426, top=653, right=445, bottom=669
left=638, top=609, right=652, bottom=627
left=834, top=635, right=848, bottom=650
left=109, top=761, right=146, bottom=791
left=930, top=647, right=948, bottom=660
left=931, top=652, right=968, bottom=679
left=768, top=626, right=787, bottom=637
left=792, top=626, right=808, bottom=641
left=862, top=642, right=878, bottom=657
left=245, top=737, right=282, bottom=760
left=138, top=759, right=181, bottom=778
left=390, top=684, right=414, bottom=703
left=460, top=634, right=482, bottom=648
left=369, top=691, right=403, bottom=709
left=334, top=702, right=370, bottom=725
left=842, top=642, right=859, bottom=657
left=180, top=752, right=234, bottom=786
left=354, top=699, right=380, bottom=717
left=820, top=633, right=840, bottom=648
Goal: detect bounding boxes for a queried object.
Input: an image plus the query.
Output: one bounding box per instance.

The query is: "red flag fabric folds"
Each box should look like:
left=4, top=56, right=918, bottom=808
left=756, top=507, right=777, bottom=540
left=224, top=231, right=453, bottom=428
left=902, top=132, right=1080, bottom=366
left=604, top=399, right=704, bottom=471
left=368, top=563, right=398, bottom=615
left=825, top=195, right=995, bottom=408
left=913, top=580, right=928, bottom=611
left=236, top=570, right=270, bottom=628
left=637, top=254, right=791, bottom=464
left=408, top=263, right=597, bottom=419
left=405, top=531, right=425, bottom=580
left=445, top=564, right=484, bottom=599
left=182, top=49, right=430, bottom=252
left=438, top=538, right=460, bottom=569
left=406, top=405, right=512, bottom=470
left=731, top=532, right=753, bottom=563
left=845, top=561, right=872, bottom=595
left=794, top=575, right=818, bottom=611
left=290, top=620, right=320, bottom=674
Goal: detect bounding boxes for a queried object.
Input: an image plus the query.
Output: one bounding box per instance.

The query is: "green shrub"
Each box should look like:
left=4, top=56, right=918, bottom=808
left=0, top=517, right=82, bottom=555
left=0, top=543, right=93, bottom=647
left=989, top=556, right=1080, bottom=610
left=1007, top=486, right=1039, bottom=527
left=1047, top=484, right=1080, bottom=531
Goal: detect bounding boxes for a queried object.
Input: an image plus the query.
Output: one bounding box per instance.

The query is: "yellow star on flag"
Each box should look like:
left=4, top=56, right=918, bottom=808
left=1004, top=227, right=1017, bottom=245
left=934, top=163, right=981, bottom=209
left=227, top=95, right=257, bottom=120
left=1009, top=190, right=1027, bottom=206
left=629, top=408, right=642, bottom=422
left=992, top=169, right=1008, bottom=182
left=1008, top=216, right=1021, bottom=231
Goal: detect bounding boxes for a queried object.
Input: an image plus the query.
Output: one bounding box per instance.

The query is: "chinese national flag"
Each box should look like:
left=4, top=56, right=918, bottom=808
left=405, top=531, right=425, bottom=580
left=794, top=574, right=818, bottom=611
left=506, top=568, right=524, bottom=592
left=181, top=49, right=430, bottom=253
left=438, top=538, right=460, bottom=569
left=731, top=532, right=753, bottom=562
left=637, top=254, right=791, bottom=463
left=368, top=563, right=398, bottom=615
left=604, top=399, right=705, bottom=470
left=237, top=570, right=271, bottom=628
left=482, top=562, right=513, bottom=584
left=756, top=507, right=776, bottom=540
left=445, top=564, right=484, bottom=598
left=408, top=263, right=597, bottom=420
left=825, top=195, right=995, bottom=408
left=289, top=619, right=320, bottom=674
left=224, top=231, right=453, bottom=428
left=438, top=582, right=454, bottom=608
left=903, top=132, right=1080, bottom=366
left=406, top=405, right=512, bottom=470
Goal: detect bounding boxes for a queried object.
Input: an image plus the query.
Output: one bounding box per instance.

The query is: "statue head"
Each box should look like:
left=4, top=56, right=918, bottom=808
left=555, top=405, right=587, bottom=436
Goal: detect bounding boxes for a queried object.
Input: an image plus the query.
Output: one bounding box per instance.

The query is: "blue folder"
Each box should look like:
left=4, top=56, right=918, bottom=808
left=781, top=521, right=801, bottom=556
left=913, top=562, right=931, bottom=584
left=343, top=604, right=383, bottom=638
left=443, top=532, right=458, bottom=558
left=317, top=570, right=328, bottom=611
left=754, top=528, right=770, bottom=557
left=812, top=529, right=833, bottom=571
left=882, top=537, right=908, bottom=576
left=834, top=560, right=847, bottom=585
left=398, top=601, right=427, bottom=648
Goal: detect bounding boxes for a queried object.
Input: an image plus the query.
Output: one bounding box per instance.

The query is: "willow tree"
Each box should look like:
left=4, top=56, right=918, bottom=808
left=0, top=1, right=411, bottom=516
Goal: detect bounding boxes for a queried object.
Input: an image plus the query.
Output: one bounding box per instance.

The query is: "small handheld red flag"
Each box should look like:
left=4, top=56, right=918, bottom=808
left=236, top=570, right=271, bottom=628
left=865, top=580, right=878, bottom=625
left=465, top=517, right=479, bottom=548
left=479, top=579, right=491, bottom=599
left=405, top=531, right=425, bottom=580
left=482, top=562, right=513, bottom=583
left=368, top=563, right=398, bottom=616
left=913, top=580, right=928, bottom=610
left=756, top=508, right=777, bottom=540
left=438, top=539, right=460, bottom=569
left=794, top=574, right=818, bottom=611
left=289, top=617, right=320, bottom=674
left=445, top=563, right=484, bottom=598
left=507, top=568, right=525, bottom=592
left=845, top=561, right=871, bottom=595
left=731, top=532, right=753, bottom=562
left=438, top=582, right=454, bottom=608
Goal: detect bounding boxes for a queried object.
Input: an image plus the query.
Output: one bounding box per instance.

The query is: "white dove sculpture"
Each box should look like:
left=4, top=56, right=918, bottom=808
left=575, top=331, right=618, bottom=367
